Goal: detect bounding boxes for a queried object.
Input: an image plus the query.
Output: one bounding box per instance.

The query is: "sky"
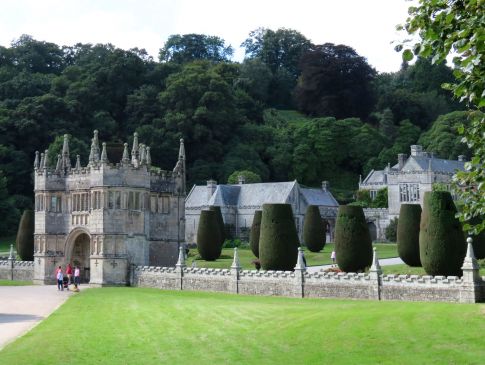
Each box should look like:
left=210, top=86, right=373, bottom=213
left=0, top=0, right=413, bottom=73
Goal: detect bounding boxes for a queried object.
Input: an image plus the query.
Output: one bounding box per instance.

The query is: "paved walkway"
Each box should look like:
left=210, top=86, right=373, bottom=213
left=307, top=257, right=404, bottom=273
left=0, top=285, right=78, bottom=350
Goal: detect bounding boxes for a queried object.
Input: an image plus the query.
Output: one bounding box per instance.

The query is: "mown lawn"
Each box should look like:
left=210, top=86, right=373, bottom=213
left=186, top=243, right=397, bottom=269
left=0, top=288, right=483, bottom=365
left=382, top=260, right=485, bottom=276
left=0, top=280, right=32, bottom=286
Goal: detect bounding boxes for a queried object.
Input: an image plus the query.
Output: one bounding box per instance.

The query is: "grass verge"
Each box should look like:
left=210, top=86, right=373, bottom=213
left=0, top=288, right=483, bottom=365
left=0, top=280, right=33, bottom=286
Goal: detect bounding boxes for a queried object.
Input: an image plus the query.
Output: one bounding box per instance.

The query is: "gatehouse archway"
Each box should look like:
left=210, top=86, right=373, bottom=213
left=65, top=228, right=91, bottom=283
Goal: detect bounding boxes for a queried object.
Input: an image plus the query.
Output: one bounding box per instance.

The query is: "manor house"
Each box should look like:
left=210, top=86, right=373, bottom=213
left=185, top=179, right=339, bottom=243
left=33, top=131, right=186, bottom=286
left=359, top=145, right=465, bottom=240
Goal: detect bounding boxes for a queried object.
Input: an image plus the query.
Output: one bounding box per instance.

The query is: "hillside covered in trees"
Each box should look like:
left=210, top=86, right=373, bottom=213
left=0, top=30, right=472, bottom=235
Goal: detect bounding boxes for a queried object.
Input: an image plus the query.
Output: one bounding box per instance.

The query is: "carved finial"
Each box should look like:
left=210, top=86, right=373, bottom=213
left=146, top=147, right=151, bottom=166
left=39, top=153, right=45, bottom=170
left=294, top=247, right=306, bottom=270
left=43, top=149, right=49, bottom=169
left=34, top=151, right=39, bottom=169
left=75, top=154, right=81, bottom=170
left=100, top=142, right=108, bottom=163
left=131, top=132, right=139, bottom=165
left=8, top=244, right=14, bottom=260
left=179, top=138, right=185, bottom=161
left=61, top=134, right=71, bottom=170
left=370, top=247, right=382, bottom=273
left=139, top=144, right=146, bottom=165
left=462, top=237, right=479, bottom=270
left=359, top=174, right=362, bottom=184
left=231, top=247, right=241, bottom=270
left=176, top=245, right=186, bottom=268
left=55, top=154, right=62, bottom=172
left=121, top=142, right=130, bottom=164
left=89, top=130, right=100, bottom=165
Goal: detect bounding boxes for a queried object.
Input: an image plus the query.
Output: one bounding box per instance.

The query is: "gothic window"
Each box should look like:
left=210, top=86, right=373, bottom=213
left=162, top=196, right=170, bottom=214
left=370, top=190, right=377, bottom=200
left=150, top=196, right=157, bottom=213
left=134, top=192, right=140, bottom=210
left=128, top=192, right=134, bottom=210
left=115, top=192, right=121, bottom=209
left=399, top=183, right=420, bottom=202
left=108, top=191, right=114, bottom=209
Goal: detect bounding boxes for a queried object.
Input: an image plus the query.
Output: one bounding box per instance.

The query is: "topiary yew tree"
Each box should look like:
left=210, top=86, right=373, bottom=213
left=249, top=210, right=262, bottom=258
left=419, top=191, right=466, bottom=276
left=397, top=204, right=422, bottom=267
left=197, top=210, right=222, bottom=261
left=16, top=209, right=34, bottom=261
left=334, top=205, right=372, bottom=272
left=303, top=205, right=326, bottom=252
left=259, top=203, right=299, bottom=271
left=209, top=206, right=225, bottom=248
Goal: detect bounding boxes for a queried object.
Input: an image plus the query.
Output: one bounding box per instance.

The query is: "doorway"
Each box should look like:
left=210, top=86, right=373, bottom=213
left=71, top=233, right=91, bottom=283
left=367, top=222, right=377, bottom=242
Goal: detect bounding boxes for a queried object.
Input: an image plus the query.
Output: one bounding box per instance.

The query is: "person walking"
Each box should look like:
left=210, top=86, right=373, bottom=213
left=66, top=263, right=73, bottom=285
left=331, top=250, right=336, bottom=267
left=56, top=266, right=64, bottom=291
left=74, top=266, right=81, bottom=287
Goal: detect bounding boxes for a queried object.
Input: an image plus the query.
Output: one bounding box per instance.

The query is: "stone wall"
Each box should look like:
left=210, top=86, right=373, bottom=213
left=131, top=248, right=485, bottom=304
left=0, top=259, right=34, bottom=281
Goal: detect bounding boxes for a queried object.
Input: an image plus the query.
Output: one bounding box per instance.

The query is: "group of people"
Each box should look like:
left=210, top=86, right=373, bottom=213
left=55, top=264, right=81, bottom=291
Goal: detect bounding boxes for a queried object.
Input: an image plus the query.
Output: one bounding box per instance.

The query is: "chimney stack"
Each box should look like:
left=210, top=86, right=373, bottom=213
left=207, top=179, right=217, bottom=200
left=237, top=175, right=245, bottom=185
left=398, top=153, right=407, bottom=170
left=321, top=181, right=329, bottom=192
left=458, top=155, right=466, bottom=162
left=410, top=145, right=423, bottom=157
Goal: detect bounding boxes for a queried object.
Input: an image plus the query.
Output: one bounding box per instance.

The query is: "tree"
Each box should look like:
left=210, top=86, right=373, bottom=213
left=249, top=210, right=262, bottom=258
left=159, top=34, right=233, bottom=64
left=400, top=0, right=484, bottom=234
left=385, top=217, right=398, bottom=242
left=397, top=204, right=422, bottom=266
left=208, top=206, right=225, bottom=248
left=259, top=203, right=299, bottom=271
left=334, top=205, right=372, bottom=272
left=227, top=170, right=262, bottom=184
left=419, top=191, right=466, bottom=276
left=16, top=210, right=34, bottom=261
left=303, top=205, right=326, bottom=252
left=196, top=210, right=222, bottom=261
left=295, top=43, right=376, bottom=119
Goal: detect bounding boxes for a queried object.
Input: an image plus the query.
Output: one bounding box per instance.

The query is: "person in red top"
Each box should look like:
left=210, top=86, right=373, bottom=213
left=66, top=263, right=73, bottom=285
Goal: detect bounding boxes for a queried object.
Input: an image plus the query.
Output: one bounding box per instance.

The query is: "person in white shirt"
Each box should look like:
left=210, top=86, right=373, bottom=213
left=74, top=266, right=81, bottom=287
left=56, top=266, right=64, bottom=291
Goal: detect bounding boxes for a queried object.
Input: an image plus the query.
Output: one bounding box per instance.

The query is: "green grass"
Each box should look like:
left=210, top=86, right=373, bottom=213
left=0, top=288, right=483, bottom=364
left=0, top=280, right=32, bottom=286
left=383, top=260, right=485, bottom=276
left=0, top=235, right=16, bottom=256
left=187, top=243, right=398, bottom=269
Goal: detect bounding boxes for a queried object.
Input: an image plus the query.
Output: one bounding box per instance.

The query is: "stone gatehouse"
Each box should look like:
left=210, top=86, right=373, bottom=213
left=33, top=131, right=186, bottom=286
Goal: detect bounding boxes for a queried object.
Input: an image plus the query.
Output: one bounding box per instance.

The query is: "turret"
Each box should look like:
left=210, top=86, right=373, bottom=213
left=55, top=154, right=62, bottom=172
left=121, top=143, right=130, bottom=165
left=146, top=147, right=151, bottom=167
left=173, top=138, right=186, bottom=194
left=43, top=149, right=49, bottom=169
left=89, top=130, right=100, bottom=166
left=75, top=155, right=81, bottom=171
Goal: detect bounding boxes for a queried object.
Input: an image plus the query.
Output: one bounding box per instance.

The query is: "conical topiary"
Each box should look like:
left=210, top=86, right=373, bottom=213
left=259, top=204, right=299, bottom=271
left=397, top=204, right=422, bottom=267
left=303, top=205, right=326, bottom=252
left=249, top=210, right=262, bottom=258
left=334, top=205, right=372, bottom=272
left=419, top=191, right=466, bottom=276
left=16, top=210, right=34, bottom=261
left=197, top=210, right=222, bottom=261
left=209, top=206, right=225, bottom=247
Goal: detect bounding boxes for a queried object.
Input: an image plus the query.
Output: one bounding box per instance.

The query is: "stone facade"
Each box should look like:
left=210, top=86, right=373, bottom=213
left=185, top=180, right=338, bottom=243
left=131, top=245, right=485, bottom=303
left=32, top=131, right=186, bottom=286
left=360, top=145, right=465, bottom=239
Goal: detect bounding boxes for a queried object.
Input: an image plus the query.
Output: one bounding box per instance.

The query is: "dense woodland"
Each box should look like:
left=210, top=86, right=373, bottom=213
left=0, top=29, right=477, bottom=235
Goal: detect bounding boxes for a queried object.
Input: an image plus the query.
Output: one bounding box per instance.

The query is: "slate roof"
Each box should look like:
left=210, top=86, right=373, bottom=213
left=402, top=156, right=465, bottom=173
left=186, top=181, right=338, bottom=208
left=362, top=169, right=387, bottom=184
left=300, top=187, right=339, bottom=207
